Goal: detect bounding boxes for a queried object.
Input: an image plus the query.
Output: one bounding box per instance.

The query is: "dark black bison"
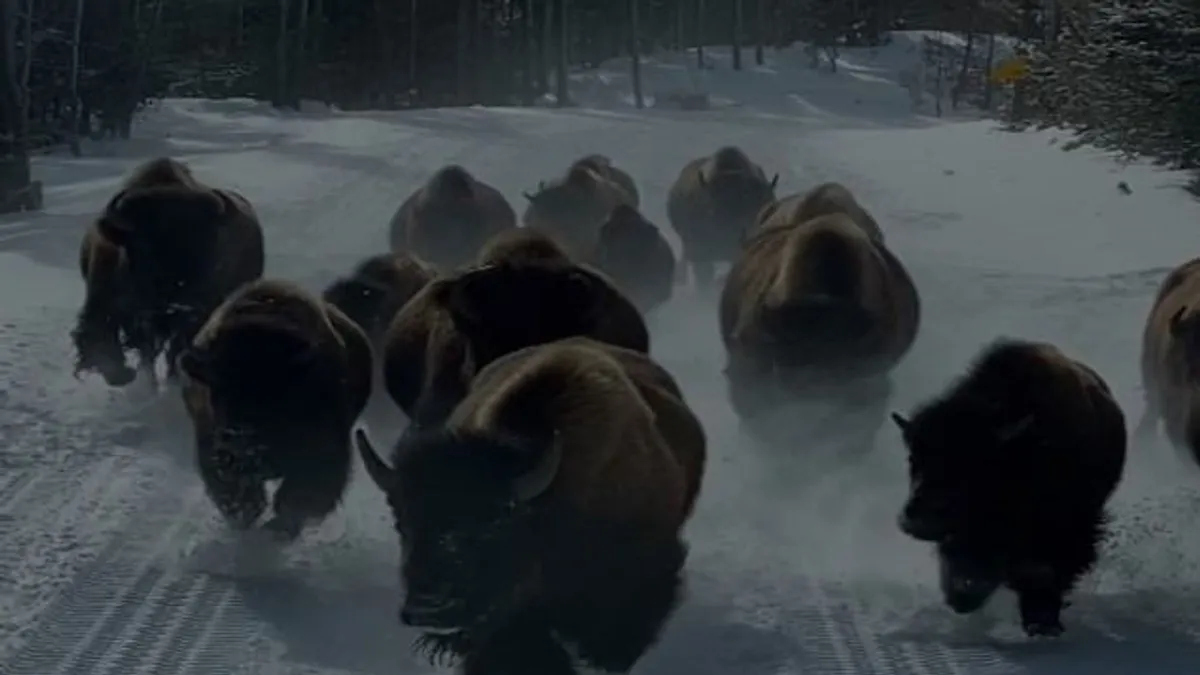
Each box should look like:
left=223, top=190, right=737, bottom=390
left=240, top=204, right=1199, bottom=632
left=756, top=181, right=883, bottom=242
left=381, top=256, right=650, bottom=428
left=891, top=338, right=1126, bottom=638
left=179, top=279, right=374, bottom=540
left=719, top=211, right=919, bottom=433
left=521, top=159, right=636, bottom=257
left=666, top=146, right=778, bottom=288
left=72, top=156, right=265, bottom=388
left=355, top=336, right=706, bottom=675
left=589, top=204, right=676, bottom=314
left=1136, top=256, right=1200, bottom=460
left=321, top=251, right=435, bottom=351
left=389, top=165, right=516, bottom=271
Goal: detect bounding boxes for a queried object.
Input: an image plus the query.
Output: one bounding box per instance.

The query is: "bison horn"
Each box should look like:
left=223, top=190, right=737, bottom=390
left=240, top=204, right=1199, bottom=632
left=769, top=174, right=779, bottom=189
left=1169, top=306, right=1189, bottom=336
left=512, top=433, right=562, bottom=502
left=522, top=191, right=536, bottom=201
left=354, top=427, right=398, bottom=491
left=889, top=412, right=911, bottom=433
left=996, top=414, right=1035, bottom=443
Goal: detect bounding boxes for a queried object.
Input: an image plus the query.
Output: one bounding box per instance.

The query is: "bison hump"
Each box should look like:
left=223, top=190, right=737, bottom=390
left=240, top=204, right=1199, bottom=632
left=427, top=165, right=476, bottom=199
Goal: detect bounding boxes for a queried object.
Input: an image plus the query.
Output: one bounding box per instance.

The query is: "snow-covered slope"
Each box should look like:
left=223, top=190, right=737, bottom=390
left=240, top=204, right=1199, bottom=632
left=3, top=38, right=1200, bottom=674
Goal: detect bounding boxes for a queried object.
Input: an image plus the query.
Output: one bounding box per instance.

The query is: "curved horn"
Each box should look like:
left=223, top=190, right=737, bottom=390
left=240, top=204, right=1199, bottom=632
left=522, top=191, right=536, bottom=201
left=769, top=173, right=779, bottom=189
left=512, top=433, right=562, bottom=502
left=354, top=427, right=398, bottom=492
left=1170, top=305, right=1188, bottom=336
left=890, top=412, right=911, bottom=433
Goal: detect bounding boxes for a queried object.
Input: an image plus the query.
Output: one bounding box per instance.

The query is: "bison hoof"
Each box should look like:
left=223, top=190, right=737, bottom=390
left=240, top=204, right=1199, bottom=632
left=1023, top=619, right=1064, bottom=639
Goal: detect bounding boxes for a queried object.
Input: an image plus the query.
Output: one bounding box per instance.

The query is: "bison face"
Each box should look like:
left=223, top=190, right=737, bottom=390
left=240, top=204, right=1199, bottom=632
left=438, top=262, right=602, bottom=370
left=891, top=412, right=971, bottom=543
left=355, top=428, right=558, bottom=636
left=100, top=188, right=226, bottom=310
left=705, top=173, right=778, bottom=230
left=523, top=185, right=612, bottom=239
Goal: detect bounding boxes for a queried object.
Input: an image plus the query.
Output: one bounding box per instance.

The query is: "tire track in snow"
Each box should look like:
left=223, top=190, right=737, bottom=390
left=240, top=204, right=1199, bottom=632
left=0, top=482, right=249, bottom=675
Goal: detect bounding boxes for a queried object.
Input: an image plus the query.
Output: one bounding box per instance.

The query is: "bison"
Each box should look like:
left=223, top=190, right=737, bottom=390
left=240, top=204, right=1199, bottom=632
left=71, top=156, right=264, bottom=388
left=666, top=146, right=778, bottom=288
left=589, top=204, right=676, bottom=314
left=756, top=181, right=883, bottom=242
left=521, top=159, right=636, bottom=257
left=1135, top=256, right=1200, bottom=462
left=178, top=279, right=374, bottom=540
left=476, top=226, right=573, bottom=266
left=890, top=338, right=1126, bottom=638
left=381, top=257, right=650, bottom=429
left=321, top=251, right=435, bottom=351
left=389, top=165, right=516, bottom=271
left=355, top=336, right=706, bottom=675
left=571, top=154, right=641, bottom=208
left=719, top=211, right=919, bottom=433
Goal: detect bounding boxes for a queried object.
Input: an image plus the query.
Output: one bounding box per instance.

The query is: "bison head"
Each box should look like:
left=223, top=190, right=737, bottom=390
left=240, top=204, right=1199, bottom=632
left=700, top=170, right=779, bottom=231
left=178, top=313, right=335, bottom=450
left=890, top=409, right=1035, bottom=544
left=435, top=261, right=603, bottom=370
left=354, top=426, right=560, bottom=642
left=98, top=186, right=227, bottom=309
left=522, top=171, right=615, bottom=247
left=321, top=276, right=394, bottom=343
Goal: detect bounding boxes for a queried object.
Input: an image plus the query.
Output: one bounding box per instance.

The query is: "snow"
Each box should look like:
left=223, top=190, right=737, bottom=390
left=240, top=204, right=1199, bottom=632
left=4, top=35, right=1200, bottom=674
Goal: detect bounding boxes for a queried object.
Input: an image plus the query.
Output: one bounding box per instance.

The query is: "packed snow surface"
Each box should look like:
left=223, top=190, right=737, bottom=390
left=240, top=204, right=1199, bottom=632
left=4, top=41, right=1200, bottom=674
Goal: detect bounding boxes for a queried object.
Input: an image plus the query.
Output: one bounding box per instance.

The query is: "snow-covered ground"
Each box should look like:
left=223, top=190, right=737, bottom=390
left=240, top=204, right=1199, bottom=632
left=4, top=38, right=1200, bottom=675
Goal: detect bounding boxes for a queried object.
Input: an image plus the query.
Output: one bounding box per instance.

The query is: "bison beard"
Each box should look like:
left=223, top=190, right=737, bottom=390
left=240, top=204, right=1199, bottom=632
left=891, top=339, right=1125, bottom=637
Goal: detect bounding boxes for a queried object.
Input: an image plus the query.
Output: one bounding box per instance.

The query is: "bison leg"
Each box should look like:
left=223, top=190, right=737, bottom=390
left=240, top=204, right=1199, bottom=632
left=460, top=620, right=574, bottom=675
left=197, top=434, right=268, bottom=530
left=71, top=313, right=136, bottom=386
left=1009, top=564, right=1069, bottom=638
left=262, top=437, right=353, bottom=540
left=1007, top=526, right=1099, bottom=639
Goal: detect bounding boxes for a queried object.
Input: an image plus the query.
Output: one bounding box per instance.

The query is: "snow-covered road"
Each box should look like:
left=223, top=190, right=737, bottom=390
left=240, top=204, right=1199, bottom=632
left=4, top=42, right=1200, bottom=674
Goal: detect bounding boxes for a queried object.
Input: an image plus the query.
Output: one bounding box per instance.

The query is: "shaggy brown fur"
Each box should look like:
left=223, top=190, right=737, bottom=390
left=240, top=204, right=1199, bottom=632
left=891, top=338, right=1125, bottom=637
left=719, top=212, right=919, bottom=422
left=756, top=182, right=883, bottom=242
left=179, top=279, right=373, bottom=540
left=667, top=146, right=778, bottom=288
left=1136, top=256, right=1200, bottom=463
left=321, top=251, right=435, bottom=351
left=571, top=154, right=641, bottom=208
left=521, top=161, right=635, bottom=257
left=589, top=204, right=676, bottom=314
left=476, top=226, right=573, bottom=266
left=72, top=156, right=264, bottom=388
left=389, top=165, right=517, bottom=271
left=380, top=259, right=650, bottom=428
left=355, top=336, right=706, bottom=675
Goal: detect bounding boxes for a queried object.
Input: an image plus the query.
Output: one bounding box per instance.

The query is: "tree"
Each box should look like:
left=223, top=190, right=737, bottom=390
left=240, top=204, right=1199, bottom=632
left=630, top=0, right=643, bottom=107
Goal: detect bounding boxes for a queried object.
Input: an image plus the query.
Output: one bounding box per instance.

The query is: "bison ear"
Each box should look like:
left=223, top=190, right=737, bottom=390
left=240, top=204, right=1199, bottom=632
left=178, top=349, right=211, bottom=385
left=522, top=191, right=537, bottom=202
left=769, top=174, right=779, bottom=190
left=1170, top=306, right=1189, bottom=337
left=96, top=190, right=132, bottom=244
left=890, top=412, right=911, bottom=433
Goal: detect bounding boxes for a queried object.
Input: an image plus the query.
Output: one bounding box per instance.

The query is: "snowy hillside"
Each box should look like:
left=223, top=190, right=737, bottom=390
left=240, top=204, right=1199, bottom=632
left=4, top=36, right=1200, bottom=675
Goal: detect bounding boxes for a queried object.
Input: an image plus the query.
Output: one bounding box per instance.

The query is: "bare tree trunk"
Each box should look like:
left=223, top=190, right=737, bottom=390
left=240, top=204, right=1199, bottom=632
left=18, top=0, right=32, bottom=128
left=982, top=33, right=996, bottom=110
left=674, top=0, right=684, bottom=50
left=295, top=0, right=310, bottom=101
left=629, top=0, right=643, bottom=108
left=731, top=0, right=742, bottom=70
left=754, top=0, right=764, bottom=65
left=275, top=0, right=291, bottom=107
left=696, top=0, right=705, bottom=68
left=456, top=0, right=470, bottom=102
left=523, top=0, right=536, bottom=104
left=68, top=0, right=85, bottom=156
left=555, top=0, right=569, bottom=106
left=408, top=0, right=418, bottom=95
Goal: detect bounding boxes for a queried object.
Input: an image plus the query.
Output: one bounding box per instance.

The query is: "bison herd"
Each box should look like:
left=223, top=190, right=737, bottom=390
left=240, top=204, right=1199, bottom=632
left=61, top=148, right=1200, bottom=672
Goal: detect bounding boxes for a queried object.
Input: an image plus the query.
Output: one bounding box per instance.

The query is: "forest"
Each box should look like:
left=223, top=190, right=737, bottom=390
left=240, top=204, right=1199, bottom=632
left=1, top=0, right=1197, bottom=213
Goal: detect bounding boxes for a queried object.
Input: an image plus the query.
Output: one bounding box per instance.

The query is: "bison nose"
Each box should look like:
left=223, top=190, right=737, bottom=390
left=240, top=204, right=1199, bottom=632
left=399, top=594, right=453, bottom=628
left=897, top=511, right=945, bottom=542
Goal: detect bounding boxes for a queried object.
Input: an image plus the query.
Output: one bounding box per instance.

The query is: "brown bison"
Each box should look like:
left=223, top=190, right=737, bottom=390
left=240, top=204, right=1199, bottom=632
left=756, top=181, right=883, bottom=242
left=381, top=257, right=650, bottom=429
left=666, top=146, right=778, bottom=288
left=521, top=159, right=636, bottom=257
left=72, top=156, right=265, bottom=388
left=1136, top=256, right=1200, bottom=462
left=571, top=154, right=641, bottom=207
left=589, top=204, right=676, bottom=314
left=355, top=336, right=706, bottom=675
left=476, top=225, right=573, bottom=266
left=719, top=211, right=919, bottom=435
left=178, top=279, right=374, bottom=540
left=389, top=165, right=516, bottom=271
left=321, top=251, right=435, bottom=351
left=891, top=338, right=1126, bottom=637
